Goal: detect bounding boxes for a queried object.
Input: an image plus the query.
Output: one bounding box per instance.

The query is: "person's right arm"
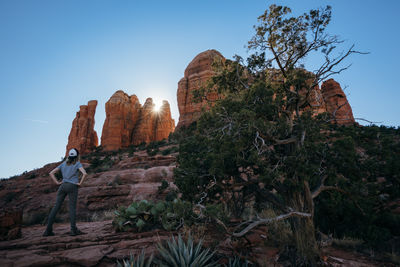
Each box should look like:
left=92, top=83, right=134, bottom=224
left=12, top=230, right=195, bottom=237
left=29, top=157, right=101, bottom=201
left=49, top=168, right=61, bottom=185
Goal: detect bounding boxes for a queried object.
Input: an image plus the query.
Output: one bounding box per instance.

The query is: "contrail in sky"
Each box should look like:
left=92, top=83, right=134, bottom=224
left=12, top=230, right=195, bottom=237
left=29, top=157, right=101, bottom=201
left=24, top=119, right=49, bottom=124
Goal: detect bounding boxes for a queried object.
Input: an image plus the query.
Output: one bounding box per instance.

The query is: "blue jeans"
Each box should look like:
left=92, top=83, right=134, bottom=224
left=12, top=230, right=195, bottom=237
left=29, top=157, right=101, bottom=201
left=46, top=182, right=78, bottom=232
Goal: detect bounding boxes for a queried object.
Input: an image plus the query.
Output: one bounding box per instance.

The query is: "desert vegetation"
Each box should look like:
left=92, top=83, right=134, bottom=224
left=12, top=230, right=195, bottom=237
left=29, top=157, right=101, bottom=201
left=113, top=4, right=400, bottom=266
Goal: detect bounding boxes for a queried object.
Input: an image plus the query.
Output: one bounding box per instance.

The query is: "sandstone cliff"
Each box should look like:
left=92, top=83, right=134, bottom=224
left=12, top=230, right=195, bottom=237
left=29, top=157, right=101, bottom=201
left=131, top=99, right=176, bottom=145
left=101, top=91, right=175, bottom=151
left=101, top=91, right=142, bottom=151
left=177, top=49, right=225, bottom=128
left=66, top=100, right=98, bottom=156
left=155, top=101, right=176, bottom=141
left=177, top=50, right=355, bottom=127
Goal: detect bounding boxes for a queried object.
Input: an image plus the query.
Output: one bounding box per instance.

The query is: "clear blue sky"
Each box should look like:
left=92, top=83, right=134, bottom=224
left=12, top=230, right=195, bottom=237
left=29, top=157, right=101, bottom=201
left=1, top=0, right=399, bottom=178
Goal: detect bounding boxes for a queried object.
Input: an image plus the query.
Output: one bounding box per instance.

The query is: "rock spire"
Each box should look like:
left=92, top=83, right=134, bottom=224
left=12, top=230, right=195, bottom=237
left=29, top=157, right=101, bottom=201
left=66, top=100, right=98, bottom=156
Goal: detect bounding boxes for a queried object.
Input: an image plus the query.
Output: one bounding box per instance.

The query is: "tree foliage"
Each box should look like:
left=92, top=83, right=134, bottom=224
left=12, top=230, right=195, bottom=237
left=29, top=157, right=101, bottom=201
left=173, top=4, right=385, bottom=264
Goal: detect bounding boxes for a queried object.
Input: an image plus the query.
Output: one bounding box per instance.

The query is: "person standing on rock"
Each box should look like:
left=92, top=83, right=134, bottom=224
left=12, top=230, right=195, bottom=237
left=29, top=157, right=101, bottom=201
left=43, top=148, right=87, bottom=236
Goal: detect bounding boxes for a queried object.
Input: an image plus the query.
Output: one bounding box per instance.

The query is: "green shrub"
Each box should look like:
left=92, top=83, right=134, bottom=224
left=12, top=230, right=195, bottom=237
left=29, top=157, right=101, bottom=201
left=146, top=147, right=159, bottom=156
left=158, top=180, right=169, bottom=193
left=204, top=203, right=228, bottom=224
left=113, top=199, right=232, bottom=233
left=113, top=199, right=195, bottom=232
left=161, top=146, right=178, bottom=155
left=156, top=235, right=217, bottom=267
left=128, top=145, right=136, bottom=157
left=4, top=192, right=17, bottom=203
left=138, top=142, right=147, bottom=150
left=89, top=155, right=114, bottom=172
left=25, top=173, right=37, bottom=179
left=165, top=190, right=178, bottom=202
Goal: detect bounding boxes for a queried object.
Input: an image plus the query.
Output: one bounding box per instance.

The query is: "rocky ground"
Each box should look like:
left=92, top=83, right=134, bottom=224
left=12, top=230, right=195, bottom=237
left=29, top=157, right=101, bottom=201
left=0, top=219, right=388, bottom=267
left=0, top=220, right=171, bottom=267
left=0, top=146, right=177, bottom=227
left=0, top=144, right=396, bottom=266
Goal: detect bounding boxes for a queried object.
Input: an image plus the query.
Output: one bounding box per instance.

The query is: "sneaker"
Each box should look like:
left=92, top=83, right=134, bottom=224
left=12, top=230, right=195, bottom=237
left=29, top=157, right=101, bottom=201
left=43, top=230, right=55, bottom=237
left=69, top=229, right=85, bottom=236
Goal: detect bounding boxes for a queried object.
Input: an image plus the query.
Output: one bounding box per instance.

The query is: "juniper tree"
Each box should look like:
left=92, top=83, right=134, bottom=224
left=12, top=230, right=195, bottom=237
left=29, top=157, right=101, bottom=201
left=175, top=5, right=365, bottom=265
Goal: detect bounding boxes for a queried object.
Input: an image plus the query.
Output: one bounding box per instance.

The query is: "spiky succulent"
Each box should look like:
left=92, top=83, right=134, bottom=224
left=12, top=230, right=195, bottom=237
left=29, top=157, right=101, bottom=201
left=225, top=257, right=250, bottom=267
left=156, top=235, right=217, bottom=267
left=117, top=250, right=153, bottom=267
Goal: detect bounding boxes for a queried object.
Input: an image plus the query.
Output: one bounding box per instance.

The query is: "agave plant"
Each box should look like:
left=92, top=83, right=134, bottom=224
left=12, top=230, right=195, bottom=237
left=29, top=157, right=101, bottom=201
left=116, top=250, right=153, bottom=267
left=156, top=235, right=218, bottom=267
left=225, top=257, right=250, bottom=267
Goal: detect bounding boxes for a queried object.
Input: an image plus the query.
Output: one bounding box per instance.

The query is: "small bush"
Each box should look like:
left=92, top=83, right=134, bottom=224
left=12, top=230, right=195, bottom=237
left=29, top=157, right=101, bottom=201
left=161, top=146, right=179, bottom=155
left=89, top=156, right=114, bottom=172
left=25, top=173, right=37, bottom=180
left=146, top=148, right=159, bottom=156
left=89, top=210, right=115, bottom=222
left=128, top=145, right=136, bottom=157
left=113, top=199, right=195, bottom=232
left=138, top=142, right=147, bottom=150
left=4, top=192, right=17, bottom=203
left=158, top=180, right=169, bottom=193
left=165, top=190, right=178, bottom=202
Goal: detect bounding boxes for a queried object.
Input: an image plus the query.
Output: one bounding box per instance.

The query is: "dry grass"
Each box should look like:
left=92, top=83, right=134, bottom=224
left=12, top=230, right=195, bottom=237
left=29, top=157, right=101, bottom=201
left=332, top=236, right=363, bottom=249
left=260, top=208, right=292, bottom=247
left=89, top=210, right=115, bottom=222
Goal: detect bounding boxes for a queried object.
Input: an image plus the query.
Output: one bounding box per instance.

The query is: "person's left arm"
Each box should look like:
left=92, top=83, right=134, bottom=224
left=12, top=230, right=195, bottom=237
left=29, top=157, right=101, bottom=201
left=77, top=167, right=87, bottom=186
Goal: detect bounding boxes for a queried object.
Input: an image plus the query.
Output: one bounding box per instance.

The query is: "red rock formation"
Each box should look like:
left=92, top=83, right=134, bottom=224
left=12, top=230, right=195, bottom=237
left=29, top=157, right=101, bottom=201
left=132, top=99, right=175, bottom=145
left=177, top=49, right=225, bottom=128
left=176, top=50, right=354, bottom=127
left=66, top=100, right=98, bottom=155
left=0, top=148, right=177, bottom=227
left=131, top=98, right=156, bottom=145
left=101, top=91, right=141, bottom=151
left=155, top=101, right=176, bottom=141
left=101, top=92, right=175, bottom=150
left=321, top=79, right=355, bottom=125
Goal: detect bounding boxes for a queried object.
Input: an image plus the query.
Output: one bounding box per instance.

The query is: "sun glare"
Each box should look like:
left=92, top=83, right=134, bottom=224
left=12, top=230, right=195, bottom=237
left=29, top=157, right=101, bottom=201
left=152, top=99, right=162, bottom=113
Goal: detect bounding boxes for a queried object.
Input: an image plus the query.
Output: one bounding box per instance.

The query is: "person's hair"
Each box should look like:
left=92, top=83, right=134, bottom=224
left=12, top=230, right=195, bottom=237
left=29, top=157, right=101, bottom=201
left=66, top=148, right=80, bottom=165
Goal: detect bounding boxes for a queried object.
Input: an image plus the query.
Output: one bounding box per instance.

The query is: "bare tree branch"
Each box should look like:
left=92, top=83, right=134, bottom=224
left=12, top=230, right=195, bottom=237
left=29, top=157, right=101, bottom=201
left=232, top=211, right=312, bottom=237
left=312, top=184, right=347, bottom=199
left=354, top=118, right=383, bottom=124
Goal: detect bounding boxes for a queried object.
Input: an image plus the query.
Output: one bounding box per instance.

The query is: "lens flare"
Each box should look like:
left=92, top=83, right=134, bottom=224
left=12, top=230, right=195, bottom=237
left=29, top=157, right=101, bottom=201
left=152, top=99, right=163, bottom=113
